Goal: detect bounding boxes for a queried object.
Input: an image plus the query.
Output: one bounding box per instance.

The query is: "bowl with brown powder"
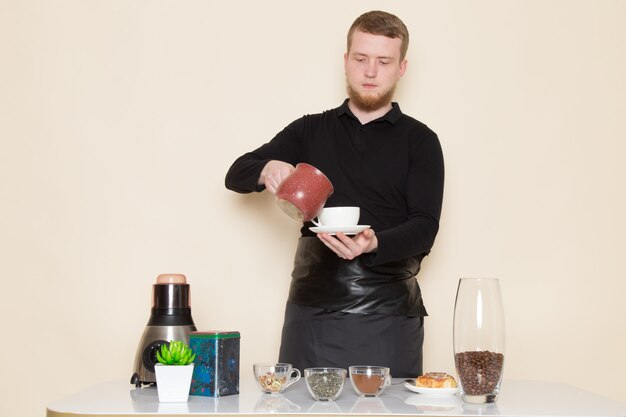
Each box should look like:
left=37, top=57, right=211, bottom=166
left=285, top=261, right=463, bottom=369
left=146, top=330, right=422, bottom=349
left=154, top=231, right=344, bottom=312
left=348, top=366, right=391, bottom=397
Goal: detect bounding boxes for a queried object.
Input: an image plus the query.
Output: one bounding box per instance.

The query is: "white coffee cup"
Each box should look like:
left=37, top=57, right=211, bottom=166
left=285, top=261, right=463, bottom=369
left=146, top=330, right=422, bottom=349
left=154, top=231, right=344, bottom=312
left=312, top=207, right=360, bottom=227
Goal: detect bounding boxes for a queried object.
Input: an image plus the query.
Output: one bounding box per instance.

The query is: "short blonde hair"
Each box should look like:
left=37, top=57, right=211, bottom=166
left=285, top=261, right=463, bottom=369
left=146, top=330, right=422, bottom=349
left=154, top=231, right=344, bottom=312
left=347, top=10, right=410, bottom=60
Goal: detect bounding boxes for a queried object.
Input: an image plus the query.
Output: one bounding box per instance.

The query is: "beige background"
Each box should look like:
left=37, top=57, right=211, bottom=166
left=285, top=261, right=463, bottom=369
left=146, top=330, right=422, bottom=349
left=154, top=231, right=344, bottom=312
left=1, top=1, right=625, bottom=416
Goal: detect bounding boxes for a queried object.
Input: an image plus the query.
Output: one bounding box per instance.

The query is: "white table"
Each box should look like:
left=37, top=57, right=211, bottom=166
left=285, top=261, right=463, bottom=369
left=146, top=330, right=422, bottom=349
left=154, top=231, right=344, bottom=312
left=46, top=378, right=626, bottom=417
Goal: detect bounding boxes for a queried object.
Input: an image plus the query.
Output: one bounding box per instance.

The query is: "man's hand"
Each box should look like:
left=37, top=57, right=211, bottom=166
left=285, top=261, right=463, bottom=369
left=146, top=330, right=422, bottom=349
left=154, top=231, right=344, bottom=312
left=259, top=160, right=295, bottom=194
left=317, top=228, right=378, bottom=260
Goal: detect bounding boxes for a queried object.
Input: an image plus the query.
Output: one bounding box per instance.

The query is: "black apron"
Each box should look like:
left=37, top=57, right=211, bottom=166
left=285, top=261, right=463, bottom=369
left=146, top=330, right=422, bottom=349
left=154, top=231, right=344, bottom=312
left=287, top=237, right=428, bottom=317
left=278, top=303, right=424, bottom=377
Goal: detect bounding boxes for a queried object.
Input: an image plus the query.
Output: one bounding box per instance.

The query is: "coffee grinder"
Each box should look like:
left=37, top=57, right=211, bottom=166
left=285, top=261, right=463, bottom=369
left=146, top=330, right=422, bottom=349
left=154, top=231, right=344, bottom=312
left=130, top=273, right=197, bottom=386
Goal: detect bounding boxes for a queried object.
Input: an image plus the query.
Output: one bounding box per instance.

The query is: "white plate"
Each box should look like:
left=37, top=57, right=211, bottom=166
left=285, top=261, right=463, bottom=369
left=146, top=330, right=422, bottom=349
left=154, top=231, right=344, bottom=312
left=403, top=382, right=460, bottom=397
left=404, top=394, right=461, bottom=410
left=309, top=225, right=370, bottom=235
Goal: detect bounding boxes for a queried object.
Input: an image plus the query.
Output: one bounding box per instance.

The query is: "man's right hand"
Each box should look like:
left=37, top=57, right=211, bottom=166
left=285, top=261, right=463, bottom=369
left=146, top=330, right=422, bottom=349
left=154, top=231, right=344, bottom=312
left=258, top=160, right=295, bottom=194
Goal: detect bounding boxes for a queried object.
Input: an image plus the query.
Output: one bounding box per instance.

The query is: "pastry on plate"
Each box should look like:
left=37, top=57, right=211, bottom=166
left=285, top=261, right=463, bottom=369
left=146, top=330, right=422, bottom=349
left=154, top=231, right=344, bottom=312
left=415, top=372, right=457, bottom=388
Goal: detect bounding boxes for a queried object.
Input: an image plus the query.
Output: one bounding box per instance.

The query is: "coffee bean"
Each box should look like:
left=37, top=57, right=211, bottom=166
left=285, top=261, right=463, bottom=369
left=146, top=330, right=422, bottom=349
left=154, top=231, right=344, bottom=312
left=455, top=350, right=504, bottom=395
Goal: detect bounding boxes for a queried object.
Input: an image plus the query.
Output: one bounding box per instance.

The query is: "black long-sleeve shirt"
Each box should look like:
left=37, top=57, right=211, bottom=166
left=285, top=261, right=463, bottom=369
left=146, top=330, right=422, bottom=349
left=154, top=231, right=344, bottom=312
left=225, top=100, right=444, bottom=266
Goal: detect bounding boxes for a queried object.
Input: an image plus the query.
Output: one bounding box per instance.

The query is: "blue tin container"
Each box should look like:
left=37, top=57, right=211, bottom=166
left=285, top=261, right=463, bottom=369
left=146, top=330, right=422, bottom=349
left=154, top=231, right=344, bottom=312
left=189, top=331, right=240, bottom=397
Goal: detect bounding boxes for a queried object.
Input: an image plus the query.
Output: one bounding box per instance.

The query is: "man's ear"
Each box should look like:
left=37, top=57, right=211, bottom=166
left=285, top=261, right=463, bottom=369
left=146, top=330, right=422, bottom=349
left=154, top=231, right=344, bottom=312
left=399, top=59, right=408, bottom=77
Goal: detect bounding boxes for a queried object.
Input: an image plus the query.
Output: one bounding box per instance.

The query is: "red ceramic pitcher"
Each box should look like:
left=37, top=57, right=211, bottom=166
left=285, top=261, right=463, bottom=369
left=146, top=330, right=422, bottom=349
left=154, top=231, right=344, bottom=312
left=275, top=163, right=334, bottom=222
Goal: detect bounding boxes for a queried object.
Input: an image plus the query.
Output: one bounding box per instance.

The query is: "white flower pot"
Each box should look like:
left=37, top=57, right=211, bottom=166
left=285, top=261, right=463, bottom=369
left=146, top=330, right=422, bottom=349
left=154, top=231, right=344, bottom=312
left=154, top=363, right=194, bottom=402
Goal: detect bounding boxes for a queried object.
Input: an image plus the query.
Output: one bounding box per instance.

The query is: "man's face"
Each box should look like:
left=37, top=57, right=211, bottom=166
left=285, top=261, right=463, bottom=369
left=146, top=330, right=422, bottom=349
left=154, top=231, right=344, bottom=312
left=344, top=30, right=407, bottom=112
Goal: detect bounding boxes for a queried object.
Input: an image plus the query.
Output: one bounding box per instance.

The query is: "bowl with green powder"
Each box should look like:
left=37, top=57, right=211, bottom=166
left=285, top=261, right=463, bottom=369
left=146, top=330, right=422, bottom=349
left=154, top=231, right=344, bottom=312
left=304, top=367, right=347, bottom=401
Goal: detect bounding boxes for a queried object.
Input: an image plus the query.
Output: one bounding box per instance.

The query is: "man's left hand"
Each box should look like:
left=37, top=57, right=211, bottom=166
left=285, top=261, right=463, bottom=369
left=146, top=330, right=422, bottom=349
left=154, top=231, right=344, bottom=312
left=317, top=228, right=378, bottom=260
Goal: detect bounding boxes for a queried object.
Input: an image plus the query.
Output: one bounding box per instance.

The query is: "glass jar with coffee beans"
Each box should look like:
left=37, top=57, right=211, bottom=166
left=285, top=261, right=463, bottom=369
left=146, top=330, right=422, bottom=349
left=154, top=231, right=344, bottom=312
left=453, top=278, right=505, bottom=403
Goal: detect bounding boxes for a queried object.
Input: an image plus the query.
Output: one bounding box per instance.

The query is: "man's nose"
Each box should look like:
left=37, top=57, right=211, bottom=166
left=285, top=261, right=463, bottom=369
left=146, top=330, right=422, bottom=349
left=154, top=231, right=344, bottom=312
left=365, top=62, right=377, bottom=78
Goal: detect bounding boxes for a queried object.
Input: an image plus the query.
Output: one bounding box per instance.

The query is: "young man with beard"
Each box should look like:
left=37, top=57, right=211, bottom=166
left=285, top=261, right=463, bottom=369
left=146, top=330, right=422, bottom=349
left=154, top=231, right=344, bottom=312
left=225, top=10, right=444, bottom=377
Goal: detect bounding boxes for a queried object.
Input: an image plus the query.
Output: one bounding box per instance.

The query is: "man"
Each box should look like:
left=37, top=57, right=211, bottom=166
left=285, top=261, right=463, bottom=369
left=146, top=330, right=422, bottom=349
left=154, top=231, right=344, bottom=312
left=225, top=10, right=444, bottom=377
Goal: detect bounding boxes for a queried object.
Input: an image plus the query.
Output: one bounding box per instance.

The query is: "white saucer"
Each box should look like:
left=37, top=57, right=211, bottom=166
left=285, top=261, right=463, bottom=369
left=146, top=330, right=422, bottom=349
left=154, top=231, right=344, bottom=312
left=404, top=394, right=461, bottom=412
left=309, top=225, right=371, bottom=235
left=403, top=382, right=460, bottom=397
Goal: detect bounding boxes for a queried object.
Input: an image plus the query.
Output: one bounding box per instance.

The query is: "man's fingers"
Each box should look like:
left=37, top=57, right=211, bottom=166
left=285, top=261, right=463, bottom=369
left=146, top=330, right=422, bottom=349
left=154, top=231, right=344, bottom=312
left=317, top=234, right=346, bottom=259
left=317, top=233, right=360, bottom=260
left=265, top=177, right=278, bottom=194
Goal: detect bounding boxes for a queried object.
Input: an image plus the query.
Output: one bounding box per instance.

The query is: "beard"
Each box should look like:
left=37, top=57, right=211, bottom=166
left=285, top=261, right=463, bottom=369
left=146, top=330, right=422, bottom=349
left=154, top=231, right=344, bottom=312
left=346, top=81, right=396, bottom=112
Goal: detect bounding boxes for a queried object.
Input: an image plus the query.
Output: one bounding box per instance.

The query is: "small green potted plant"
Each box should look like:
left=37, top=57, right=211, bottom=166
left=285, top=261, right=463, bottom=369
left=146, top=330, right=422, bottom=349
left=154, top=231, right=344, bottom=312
left=154, top=340, right=196, bottom=402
